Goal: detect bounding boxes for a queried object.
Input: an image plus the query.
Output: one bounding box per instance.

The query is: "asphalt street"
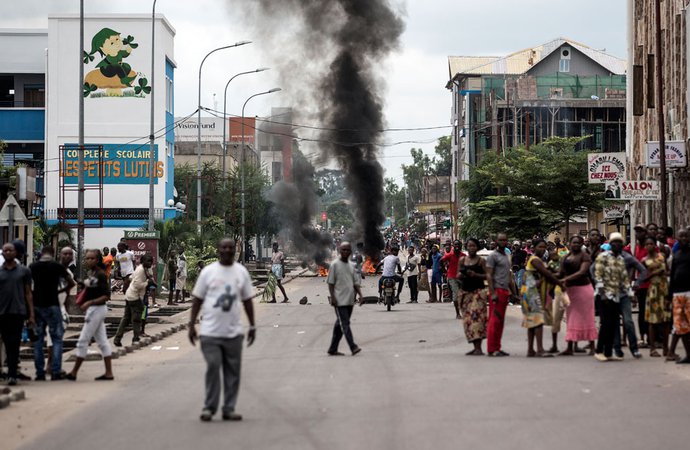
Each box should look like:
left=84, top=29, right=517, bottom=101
left=14, top=274, right=690, bottom=450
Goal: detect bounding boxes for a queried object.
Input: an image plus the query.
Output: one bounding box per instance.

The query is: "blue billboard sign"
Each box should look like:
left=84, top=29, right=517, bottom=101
left=61, top=143, right=162, bottom=185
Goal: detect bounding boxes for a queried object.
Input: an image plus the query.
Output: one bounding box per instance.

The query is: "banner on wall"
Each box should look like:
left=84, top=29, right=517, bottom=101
left=603, top=202, right=627, bottom=219
left=605, top=180, right=661, bottom=201
left=61, top=143, right=163, bottom=185
left=646, top=140, right=687, bottom=168
left=588, top=152, right=626, bottom=184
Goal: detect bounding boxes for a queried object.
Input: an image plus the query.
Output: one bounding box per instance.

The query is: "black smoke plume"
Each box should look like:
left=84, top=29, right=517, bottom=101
left=240, top=0, right=405, bottom=260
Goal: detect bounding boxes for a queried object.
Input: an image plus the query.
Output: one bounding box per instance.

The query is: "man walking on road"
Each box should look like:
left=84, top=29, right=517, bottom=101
left=30, top=246, right=75, bottom=380
left=114, top=254, right=154, bottom=347
left=594, top=232, right=634, bottom=362
left=405, top=246, right=421, bottom=303
left=327, top=242, right=363, bottom=356
left=486, top=233, right=515, bottom=357
left=0, top=242, right=35, bottom=386
left=188, top=239, right=255, bottom=422
left=442, top=240, right=465, bottom=319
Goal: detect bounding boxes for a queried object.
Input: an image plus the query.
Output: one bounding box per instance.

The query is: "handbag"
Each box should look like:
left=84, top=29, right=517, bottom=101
left=75, top=289, right=87, bottom=306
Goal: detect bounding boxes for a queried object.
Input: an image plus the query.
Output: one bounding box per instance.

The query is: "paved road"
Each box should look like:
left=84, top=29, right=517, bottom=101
left=15, top=274, right=690, bottom=450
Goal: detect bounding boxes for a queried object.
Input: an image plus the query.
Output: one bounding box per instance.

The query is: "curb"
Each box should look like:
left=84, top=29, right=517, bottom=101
left=61, top=268, right=309, bottom=363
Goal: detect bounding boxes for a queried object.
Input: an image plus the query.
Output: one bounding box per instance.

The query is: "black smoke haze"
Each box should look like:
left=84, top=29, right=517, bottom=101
left=238, top=0, right=405, bottom=259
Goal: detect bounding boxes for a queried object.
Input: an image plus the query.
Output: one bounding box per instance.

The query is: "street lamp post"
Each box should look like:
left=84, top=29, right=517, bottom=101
left=240, top=88, right=281, bottom=262
left=196, top=41, right=251, bottom=234
left=147, top=0, right=157, bottom=231
left=222, top=68, right=269, bottom=188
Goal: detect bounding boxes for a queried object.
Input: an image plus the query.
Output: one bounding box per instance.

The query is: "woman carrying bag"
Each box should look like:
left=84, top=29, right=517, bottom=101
left=66, top=249, right=114, bottom=381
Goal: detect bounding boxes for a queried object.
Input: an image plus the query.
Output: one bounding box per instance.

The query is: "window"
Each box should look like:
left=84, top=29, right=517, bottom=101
left=165, top=76, right=173, bottom=113
left=23, top=84, right=45, bottom=107
left=272, top=161, right=282, bottom=183
left=559, top=59, right=570, bottom=73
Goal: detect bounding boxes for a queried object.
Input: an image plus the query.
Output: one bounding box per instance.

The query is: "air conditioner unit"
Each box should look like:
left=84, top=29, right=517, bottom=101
left=561, top=47, right=571, bottom=60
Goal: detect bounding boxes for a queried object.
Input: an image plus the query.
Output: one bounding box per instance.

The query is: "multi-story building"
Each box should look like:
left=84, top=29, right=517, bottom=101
left=257, top=107, right=294, bottom=184
left=0, top=29, right=49, bottom=215
left=628, top=0, right=690, bottom=232
left=34, top=14, right=177, bottom=248
left=447, top=38, right=627, bottom=235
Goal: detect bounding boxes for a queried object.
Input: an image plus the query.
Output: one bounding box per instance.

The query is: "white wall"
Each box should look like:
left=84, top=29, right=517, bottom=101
left=0, top=29, right=48, bottom=74
left=45, top=14, right=175, bottom=213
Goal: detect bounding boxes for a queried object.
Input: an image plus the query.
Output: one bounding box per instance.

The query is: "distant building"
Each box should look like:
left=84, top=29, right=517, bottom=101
left=257, top=107, right=295, bottom=184
left=447, top=38, right=627, bottom=236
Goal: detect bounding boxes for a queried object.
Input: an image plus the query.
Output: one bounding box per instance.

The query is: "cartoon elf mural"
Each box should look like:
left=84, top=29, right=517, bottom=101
left=83, top=27, right=151, bottom=98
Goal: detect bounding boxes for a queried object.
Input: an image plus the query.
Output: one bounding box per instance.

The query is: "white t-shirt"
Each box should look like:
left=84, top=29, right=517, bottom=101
left=382, top=255, right=400, bottom=277
left=192, top=261, right=254, bottom=338
left=117, top=250, right=135, bottom=276
left=177, top=256, right=188, bottom=278
left=405, top=255, right=421, bottom=277
left=326, top=259, right=360, bottom=306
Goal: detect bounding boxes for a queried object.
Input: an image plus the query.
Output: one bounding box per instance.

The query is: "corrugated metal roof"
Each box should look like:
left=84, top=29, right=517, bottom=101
left=448, top=37, right=626, bottom=80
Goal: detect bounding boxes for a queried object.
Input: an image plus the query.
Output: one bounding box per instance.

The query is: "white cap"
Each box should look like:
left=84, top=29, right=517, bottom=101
left=608, top=232, right=624, bottom=243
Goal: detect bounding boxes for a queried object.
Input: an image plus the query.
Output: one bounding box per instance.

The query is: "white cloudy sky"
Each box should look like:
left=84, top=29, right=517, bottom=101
left=1, top=0, right=626, bottom=182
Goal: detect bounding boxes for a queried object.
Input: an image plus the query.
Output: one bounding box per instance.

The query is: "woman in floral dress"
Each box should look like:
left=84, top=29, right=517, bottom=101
left=521, top=239, right=564, bottom=357
left=642, top=236, right=671, bottom=357
left=457, top=238, right=488, bottom=355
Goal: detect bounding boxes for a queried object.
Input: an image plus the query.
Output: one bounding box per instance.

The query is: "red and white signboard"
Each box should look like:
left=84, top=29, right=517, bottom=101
left=646, top=140, right=687, bottom=168
left=605, top=180, right=661, bottom=201
left=588, top=152, right=626, bottom=184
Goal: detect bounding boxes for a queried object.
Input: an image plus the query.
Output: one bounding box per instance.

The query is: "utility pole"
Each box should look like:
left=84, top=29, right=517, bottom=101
left=525, top=110, right=530, bottom=150
left=77, top=0, right=85, bottom=277
left=147, top=0, right=157, bottom=231
left=654, top=0, right=668, bottom=229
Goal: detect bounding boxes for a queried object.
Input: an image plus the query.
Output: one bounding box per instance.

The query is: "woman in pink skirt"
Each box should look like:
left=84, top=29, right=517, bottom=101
left=558, top=235, right=597, bottom=355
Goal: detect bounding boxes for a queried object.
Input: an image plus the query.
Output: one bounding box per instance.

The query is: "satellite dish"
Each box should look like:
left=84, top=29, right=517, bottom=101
left=591, top=95, right=600, bottom=100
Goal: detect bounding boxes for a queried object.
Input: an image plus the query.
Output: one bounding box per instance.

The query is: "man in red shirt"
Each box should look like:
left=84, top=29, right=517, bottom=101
left=441, top=240, right=466, bottom=319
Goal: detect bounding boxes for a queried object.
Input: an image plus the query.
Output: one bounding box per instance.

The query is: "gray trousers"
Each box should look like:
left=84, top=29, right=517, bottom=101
left=200, top=335, right=243, bottom=414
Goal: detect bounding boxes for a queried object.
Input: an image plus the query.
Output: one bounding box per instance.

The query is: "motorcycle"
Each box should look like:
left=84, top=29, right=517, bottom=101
left=380, top=276, right=397, bottom=311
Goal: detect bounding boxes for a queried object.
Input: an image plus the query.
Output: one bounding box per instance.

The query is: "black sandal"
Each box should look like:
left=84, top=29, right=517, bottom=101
left=94, top=375, right=115, bottom=381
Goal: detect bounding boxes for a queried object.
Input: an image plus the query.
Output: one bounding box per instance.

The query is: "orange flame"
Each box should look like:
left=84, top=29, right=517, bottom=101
left=318, top=266, right=329, bottom=277
left=362, top=257, right=377, bottom=274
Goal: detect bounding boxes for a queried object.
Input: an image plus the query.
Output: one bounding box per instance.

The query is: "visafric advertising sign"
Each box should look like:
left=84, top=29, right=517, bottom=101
left=61, top=143, right=162, bottom=185
left=605, top=180, right=661, bottom=201
left=588, top=152, right=626, bottom=184
left=646, top=140, right=687, bottom=168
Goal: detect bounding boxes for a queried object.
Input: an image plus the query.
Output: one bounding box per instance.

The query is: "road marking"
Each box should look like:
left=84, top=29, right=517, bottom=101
left=151, top=346, right=162, bottom=351
left=166, top=346, right=180, bottom=350
left=297, top=331, right=305, bottom=334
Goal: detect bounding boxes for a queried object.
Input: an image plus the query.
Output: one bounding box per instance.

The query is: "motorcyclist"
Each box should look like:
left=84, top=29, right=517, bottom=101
left=376, top=246, right=404, bottom=303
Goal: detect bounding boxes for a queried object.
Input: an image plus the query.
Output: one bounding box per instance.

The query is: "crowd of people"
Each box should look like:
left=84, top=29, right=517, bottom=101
left=372, top=224, right=690, bottom=363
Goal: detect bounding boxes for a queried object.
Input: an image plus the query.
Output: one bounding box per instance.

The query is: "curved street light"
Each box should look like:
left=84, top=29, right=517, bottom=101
left=222, top=68, right=269, bottom=187
left=196, top=41, right=251, bottom=233
left=240, top=87, right=282, bottom=262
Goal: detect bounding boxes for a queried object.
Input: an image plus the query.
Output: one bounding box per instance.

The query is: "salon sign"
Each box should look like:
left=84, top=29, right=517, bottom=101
left=587, top=152, right=626, bottom=184
left=646, top=140, right=687, bottom=168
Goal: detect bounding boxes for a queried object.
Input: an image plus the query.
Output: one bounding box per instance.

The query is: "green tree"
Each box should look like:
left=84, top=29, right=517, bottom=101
left=462, top=137, right=602, bottom=238
left=326, top=201, right=354, bottom=229
left=432, top=135, right=452, bottom=176
left=460, top=196, right=559, bottom=239
left=401, top=148, right=432, bottom=205
left=384, top=177, right=408, bottom=226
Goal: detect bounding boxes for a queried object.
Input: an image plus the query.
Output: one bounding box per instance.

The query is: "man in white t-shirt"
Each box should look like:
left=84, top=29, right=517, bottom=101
left=376, top=246, right=404, bottom=301
left=115, top=242, right=135, bottom=293
left=327, top=242, right=363, bottom=356
left=188, top=238, right=255, bottom=422
left=405, top=246, right=421, bottom=303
